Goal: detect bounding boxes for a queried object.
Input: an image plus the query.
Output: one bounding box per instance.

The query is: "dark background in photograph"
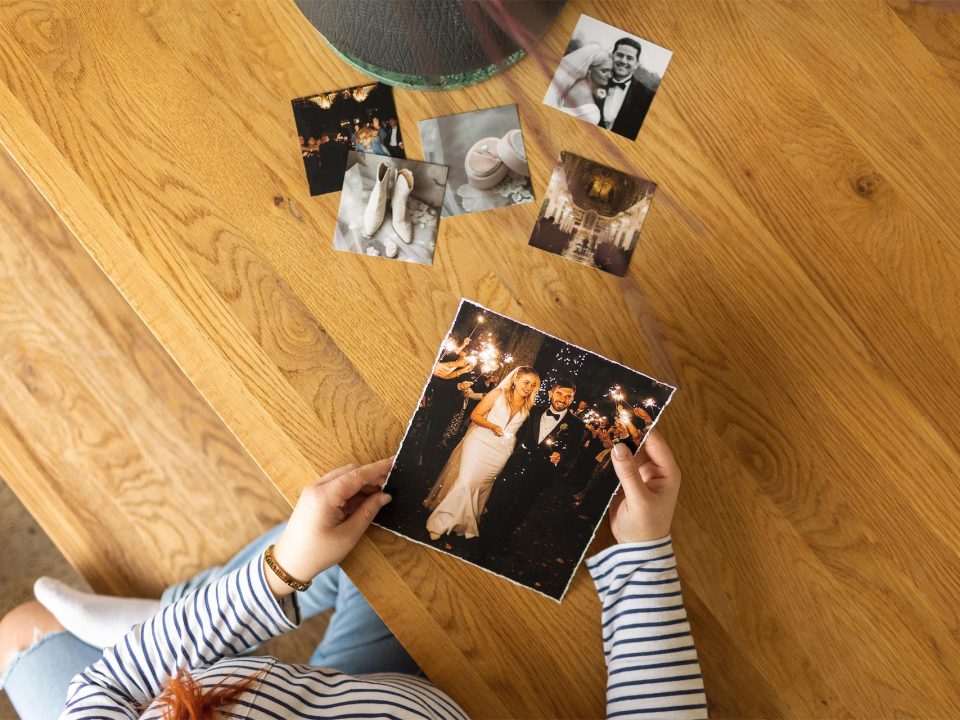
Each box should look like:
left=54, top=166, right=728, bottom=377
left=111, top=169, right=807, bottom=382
left=530, top=152, right=656, bottom=277
left=292, top=83, right=403, bottom=196
left=377, top=301, right=675, bottom=600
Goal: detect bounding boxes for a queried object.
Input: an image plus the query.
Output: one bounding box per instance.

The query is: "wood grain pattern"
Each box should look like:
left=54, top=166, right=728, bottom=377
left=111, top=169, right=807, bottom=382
left=0, top=0, right=958, bottom=716
left=0, top=148, right=291, bottom=595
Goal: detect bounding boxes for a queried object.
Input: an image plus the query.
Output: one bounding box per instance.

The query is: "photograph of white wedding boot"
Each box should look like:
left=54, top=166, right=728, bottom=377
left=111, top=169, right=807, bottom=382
left=363, top=162, right=393, bottom=236
left=391, top=168, right=414, bottom=243
left=334, top=150, right=447, bottom=265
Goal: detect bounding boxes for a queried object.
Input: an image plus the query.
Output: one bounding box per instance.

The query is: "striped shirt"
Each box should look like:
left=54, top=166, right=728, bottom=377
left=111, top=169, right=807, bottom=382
left=61, top=537, right=705, bottom=718
left=588, top=538, right=707, bottom=718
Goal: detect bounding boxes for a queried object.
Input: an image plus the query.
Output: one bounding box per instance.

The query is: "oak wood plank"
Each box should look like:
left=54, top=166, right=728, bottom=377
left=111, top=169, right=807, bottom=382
left=0, top=0, right=958, bottom=716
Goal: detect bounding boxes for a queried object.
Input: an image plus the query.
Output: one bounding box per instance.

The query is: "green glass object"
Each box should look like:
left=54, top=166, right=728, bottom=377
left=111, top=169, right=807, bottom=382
left=294, top=0, right=566, bottom=91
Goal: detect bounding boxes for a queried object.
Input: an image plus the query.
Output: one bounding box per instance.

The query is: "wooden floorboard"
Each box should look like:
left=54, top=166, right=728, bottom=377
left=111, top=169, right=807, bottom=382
left=0, top=1, right=957, bottom=716
left=0, top=148, right=292, bottom=595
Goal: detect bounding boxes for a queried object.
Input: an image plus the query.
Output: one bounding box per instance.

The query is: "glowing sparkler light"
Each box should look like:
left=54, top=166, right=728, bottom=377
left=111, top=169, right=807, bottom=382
left=619, top=410, right=632, bottom=423
left=503, top=354, right=513, bottom=363
left=642, top=398, right=657, bottom=408
left=467, top=313, right=486, bottom=338
left=442, top=338, right=458, bottom=353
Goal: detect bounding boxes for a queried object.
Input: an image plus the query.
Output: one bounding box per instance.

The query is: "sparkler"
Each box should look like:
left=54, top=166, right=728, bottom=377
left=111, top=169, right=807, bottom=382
left=476, top=339, right=501, bottom=374
left=442, top=338, right=459, bottom=353
left=467, top=313, right=486, bottom=339
left=642, top=397, right=657, bottom=408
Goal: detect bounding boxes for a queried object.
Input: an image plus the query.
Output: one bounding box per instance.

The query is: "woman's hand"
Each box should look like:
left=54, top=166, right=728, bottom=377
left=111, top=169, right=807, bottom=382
left=608, top=429, right=681, bottom=543
left=267, top=459, right=392, bottom=597
left=491, top=424, right=504, bottom=437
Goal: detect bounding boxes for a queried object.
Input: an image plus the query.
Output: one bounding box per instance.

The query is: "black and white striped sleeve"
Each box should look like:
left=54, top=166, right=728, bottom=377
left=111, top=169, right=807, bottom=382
left=60, top=556, right=300, bottom=718
left=587, top=537, right=707, bottom=719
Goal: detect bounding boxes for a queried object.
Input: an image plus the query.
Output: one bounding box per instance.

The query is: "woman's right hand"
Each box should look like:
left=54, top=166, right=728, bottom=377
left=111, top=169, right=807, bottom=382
left=608, top=429, right=681, bottom=543
left=491, top=424, right=504, bottom=437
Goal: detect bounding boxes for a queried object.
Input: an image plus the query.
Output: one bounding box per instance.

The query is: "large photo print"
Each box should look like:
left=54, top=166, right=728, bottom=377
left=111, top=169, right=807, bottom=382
left=376, top=300, right=676, bottom=601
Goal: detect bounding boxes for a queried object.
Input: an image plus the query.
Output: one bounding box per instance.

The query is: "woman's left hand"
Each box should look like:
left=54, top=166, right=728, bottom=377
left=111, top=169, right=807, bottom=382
left=267, top=459, right=393, bottom=597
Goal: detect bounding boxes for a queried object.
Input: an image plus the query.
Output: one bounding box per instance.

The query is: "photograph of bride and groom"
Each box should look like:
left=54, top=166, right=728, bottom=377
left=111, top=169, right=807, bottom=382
left=543, top=14, right=673, bottom=141
left=376, top=301, right=676, bottom=600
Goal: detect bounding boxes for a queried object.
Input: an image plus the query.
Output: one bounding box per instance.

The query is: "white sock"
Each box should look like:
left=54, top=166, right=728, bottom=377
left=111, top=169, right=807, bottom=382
left=33, top=577, right=162, bottom=649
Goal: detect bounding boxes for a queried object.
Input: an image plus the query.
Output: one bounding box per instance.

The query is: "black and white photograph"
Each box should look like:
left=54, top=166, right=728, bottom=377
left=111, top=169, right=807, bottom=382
left=543, top=14, right=673, bottom=140
left=529, top=151, right=656, bottom=277
left=332, top=151, right=447, bottom=264
left=376, top=300, right=676, bottom=601
left=419, top=105, right=534, bottom=216
left=292, top=82, right=405, bottom=196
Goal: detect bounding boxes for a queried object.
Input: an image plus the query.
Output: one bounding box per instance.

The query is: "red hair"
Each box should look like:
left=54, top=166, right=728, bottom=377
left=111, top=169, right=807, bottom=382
left=140, top=667, right=263, bottom=720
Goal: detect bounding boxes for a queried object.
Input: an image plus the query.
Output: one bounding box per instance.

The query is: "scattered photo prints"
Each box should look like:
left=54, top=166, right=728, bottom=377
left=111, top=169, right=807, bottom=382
left=543, top=14, right=673, bottom=140
left=376, top=299, right=676, bottom=601
left=333, top=151, right=448, bottom=265
left=530, top=152, right=656, bottom=276
left=419, top=105, right=534, bottom=217
left=292, top=82, right=405, bottom=196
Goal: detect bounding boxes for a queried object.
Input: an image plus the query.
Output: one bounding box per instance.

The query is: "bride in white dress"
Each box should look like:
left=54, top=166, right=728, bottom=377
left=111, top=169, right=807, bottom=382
left=543, top=43, right=613, bottom=125
left=424, top=366, right=541, bottom=540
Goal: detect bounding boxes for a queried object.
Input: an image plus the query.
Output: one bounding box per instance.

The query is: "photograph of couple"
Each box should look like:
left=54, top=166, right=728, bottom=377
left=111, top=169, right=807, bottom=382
left=376, top=300, right=676, bottom=601
left=543, top=14, right=673, bottom=141
left=292, top=82, right=405, bottom=195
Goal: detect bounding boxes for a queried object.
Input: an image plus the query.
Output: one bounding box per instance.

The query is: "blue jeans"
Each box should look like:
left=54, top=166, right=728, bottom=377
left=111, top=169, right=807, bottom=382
left=1, top=523, right=418, bottom=719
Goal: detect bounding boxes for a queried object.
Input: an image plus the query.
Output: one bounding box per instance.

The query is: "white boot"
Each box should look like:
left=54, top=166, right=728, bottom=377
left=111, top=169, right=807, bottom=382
left=391, top=168, right=414, bottom=244
left=363, top=163, right=392, bottom=237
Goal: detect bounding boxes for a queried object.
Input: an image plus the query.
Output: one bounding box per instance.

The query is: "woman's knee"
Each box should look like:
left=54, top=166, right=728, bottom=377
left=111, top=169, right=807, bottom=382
left=0, top=600, right=64, bottom=676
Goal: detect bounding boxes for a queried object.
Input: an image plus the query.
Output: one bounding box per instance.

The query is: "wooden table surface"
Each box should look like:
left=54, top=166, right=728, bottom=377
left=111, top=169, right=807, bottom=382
left=2, top=1, right=959, bottom=717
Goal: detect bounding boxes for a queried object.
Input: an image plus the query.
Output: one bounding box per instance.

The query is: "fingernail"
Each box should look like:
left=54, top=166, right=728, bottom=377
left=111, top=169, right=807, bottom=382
left=612, top=443, right=631, bottom=460
left=380, top=493, right=392, bottom=506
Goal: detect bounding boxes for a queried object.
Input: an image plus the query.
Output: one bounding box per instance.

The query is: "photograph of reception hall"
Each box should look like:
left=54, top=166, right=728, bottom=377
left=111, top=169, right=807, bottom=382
left=419, top=104, right=534, bottom=217
left=333, top=151, right=447, bottom=265
left=376, top=299, right=676, bottom=601
left=529, top=151, right=657, bottom=277
left=543, top=13, right=673, bottom=140
left=292, top=82, right=404, bottom=196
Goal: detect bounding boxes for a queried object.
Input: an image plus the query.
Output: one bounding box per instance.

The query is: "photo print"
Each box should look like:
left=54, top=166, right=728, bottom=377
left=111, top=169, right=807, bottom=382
left=419, top=104, right=534, bottom=216
left=376, top=299, right=676, bottom=601
left=333, top=151, right=448, bottom=265
left=292, top=82, right=405, bottom=196
left=529, top=152, right=656, bottom=277
left=543, top=14, right=673, bottom=140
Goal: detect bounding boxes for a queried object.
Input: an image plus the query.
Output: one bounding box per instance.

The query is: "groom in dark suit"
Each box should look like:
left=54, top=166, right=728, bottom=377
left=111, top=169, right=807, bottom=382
left=479, top=378, right=586, bottom=556
left=598, top=37, right=657, bottom=140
